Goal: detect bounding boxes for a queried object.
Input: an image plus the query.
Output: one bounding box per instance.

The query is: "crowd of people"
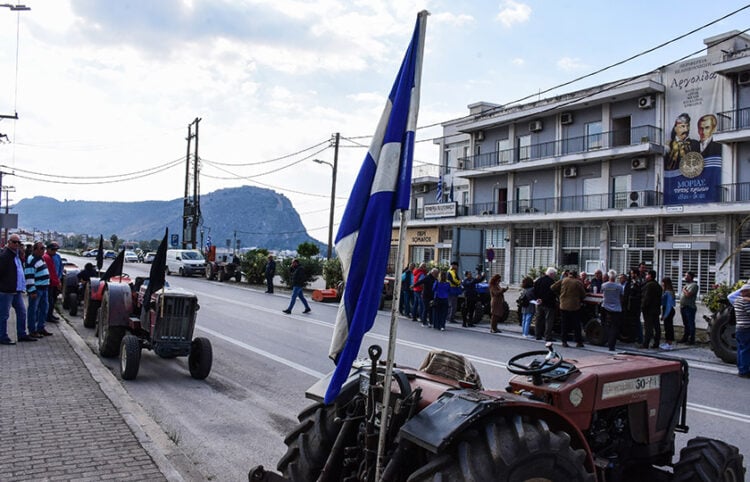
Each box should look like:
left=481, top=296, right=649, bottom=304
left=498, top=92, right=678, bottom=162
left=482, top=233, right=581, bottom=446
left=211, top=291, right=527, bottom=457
left=0, top=235, right=63, bottom=345
left=399, top=261, right=509, bottom=333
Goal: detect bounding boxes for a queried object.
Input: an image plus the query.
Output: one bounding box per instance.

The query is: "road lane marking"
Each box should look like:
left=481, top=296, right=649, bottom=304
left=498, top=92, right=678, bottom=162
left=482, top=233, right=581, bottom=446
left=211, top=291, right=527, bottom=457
left=196, top=326, right=326, bottom=379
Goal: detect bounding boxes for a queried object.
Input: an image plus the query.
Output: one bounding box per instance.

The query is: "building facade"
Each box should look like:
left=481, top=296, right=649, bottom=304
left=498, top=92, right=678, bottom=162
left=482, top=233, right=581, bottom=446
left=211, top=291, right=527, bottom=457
left=394, top=30, right=750, bottom=299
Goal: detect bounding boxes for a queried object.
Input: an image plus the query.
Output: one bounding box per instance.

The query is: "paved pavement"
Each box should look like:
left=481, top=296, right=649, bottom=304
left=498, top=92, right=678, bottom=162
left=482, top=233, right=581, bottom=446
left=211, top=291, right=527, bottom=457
left=0, top=308, right=189, bottom=482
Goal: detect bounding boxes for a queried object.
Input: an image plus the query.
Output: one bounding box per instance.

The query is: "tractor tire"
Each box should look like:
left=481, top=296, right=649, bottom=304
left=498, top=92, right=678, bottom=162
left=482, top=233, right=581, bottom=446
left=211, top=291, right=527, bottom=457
left=709, top=305, right=737, bottom=364
left=235, top=272, right=242, bottom=283
left=409, top=415, right=595, bottom=482
left=188, top=337, right=213, bottom=380
left=83, top=299, right=100, bottom=329
left=98, top=293, right=126, bottom=358
left=584, top=318, right=606, bottom=346
left=277, top=403, right=344, bottom=481
left=69, top=293, right=78, bottom=317
left=219, top=270, right=229, bottom=282
left=205, top=263, right=216, bottom=280
left=120, top=334, right=141, bottom=380
left=673, top=437, right=745, bottom=482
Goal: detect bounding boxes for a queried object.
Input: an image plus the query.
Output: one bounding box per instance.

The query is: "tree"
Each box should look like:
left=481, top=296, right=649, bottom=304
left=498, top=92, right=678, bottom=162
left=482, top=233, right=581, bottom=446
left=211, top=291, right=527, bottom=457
left=110, top=234, right=119, bottom=251
left=297, top=241, right=320, bottom=258
left=240, top=248, right=271, bottom=285
left=323, top=257, right=343, bottom=289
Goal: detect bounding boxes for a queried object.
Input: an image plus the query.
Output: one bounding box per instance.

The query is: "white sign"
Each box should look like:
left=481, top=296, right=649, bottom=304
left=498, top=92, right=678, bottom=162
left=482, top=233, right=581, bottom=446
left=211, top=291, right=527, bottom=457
left=666, top=205, right=684, bottom=213
left=673, top=242, right=692, bottom=249
left=602, top=375, right=660, bottom=400
left=424, top=202, right=457, bottom=219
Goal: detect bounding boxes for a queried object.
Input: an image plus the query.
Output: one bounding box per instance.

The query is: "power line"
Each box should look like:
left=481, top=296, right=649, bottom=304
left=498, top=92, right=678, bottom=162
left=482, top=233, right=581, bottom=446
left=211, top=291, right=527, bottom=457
left=201, top=138, right=331, bottom=167
left=1, top=156, right=186, bottom=180
left=8, top=159, right=183, bottom=185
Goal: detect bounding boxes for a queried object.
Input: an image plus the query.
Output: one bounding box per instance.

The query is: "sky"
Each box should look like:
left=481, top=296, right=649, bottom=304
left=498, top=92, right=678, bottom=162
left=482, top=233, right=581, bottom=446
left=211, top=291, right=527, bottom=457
left=1, top=0, right=750, bottom=244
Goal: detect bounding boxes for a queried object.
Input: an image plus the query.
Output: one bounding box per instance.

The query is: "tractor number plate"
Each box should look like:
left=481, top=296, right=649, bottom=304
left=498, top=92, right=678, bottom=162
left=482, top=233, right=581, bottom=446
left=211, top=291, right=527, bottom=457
left=601, top=375, right=660, bottom=400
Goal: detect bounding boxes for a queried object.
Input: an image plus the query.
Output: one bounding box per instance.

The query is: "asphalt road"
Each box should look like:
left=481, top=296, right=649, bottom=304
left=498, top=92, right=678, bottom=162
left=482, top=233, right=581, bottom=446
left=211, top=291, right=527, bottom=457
left=64, top=255, right=750, bottom=480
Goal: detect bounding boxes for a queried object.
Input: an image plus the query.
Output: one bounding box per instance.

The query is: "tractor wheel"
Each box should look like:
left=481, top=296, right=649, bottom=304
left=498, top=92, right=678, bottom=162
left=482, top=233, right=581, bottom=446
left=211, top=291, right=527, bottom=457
left=205, top=263, right=215, bottom=280
left=277, top=403, right=345, bottom=481
left=673, top=437, right=745, bottom=482
left=709, top=305, right=737, bottom=364
left=98, top=293, right=126, bottom=358
left=219, top=270, right=229, bottom=282
left=83, top=299, right=100, bottom=329
left=235, top=272, right=242, bottom=283
left=120, top=334, right=141, bottom=380
left=69, top=293, right=78, bottom=317
left=584, top=318, right=606, bottom=346
left=409, top=415, right=595, bottom=482
left=188, top=337, right=213, bottom=380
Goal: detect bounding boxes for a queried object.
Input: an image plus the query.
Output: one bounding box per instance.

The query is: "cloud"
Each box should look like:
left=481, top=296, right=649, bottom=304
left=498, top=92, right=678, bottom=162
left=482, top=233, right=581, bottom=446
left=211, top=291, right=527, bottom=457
left=496, top=1, right=531, bottom=28
left=512, top=58, right=525, bottom=66
left=557, top=56, right=587, bottom=71
left=432, top=12, right=475, bottom=28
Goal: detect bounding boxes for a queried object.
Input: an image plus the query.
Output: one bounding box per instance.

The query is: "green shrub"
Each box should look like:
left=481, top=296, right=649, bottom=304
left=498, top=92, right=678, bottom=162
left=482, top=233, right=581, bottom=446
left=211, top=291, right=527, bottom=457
left=241, top=249, right=271, bottom=285
left=703, top=279, right=746, bottom=313
left=279, top=257, right=322, bottom=287
left=322, top=257, right=342, bottom=288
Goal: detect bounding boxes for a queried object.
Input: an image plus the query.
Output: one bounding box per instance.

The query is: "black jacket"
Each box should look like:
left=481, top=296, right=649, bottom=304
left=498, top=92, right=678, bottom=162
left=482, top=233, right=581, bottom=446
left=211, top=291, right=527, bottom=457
left=416, top=273, right=436, bottom=300
left=265, top=259, right=276, bottom=277
left=0, top=247, right=22, bottom=294
left=641, top=279, right=663, bottom=314
left=290, top=264, right=306, bottom=287
left=533, top=275, right=556, bottom=308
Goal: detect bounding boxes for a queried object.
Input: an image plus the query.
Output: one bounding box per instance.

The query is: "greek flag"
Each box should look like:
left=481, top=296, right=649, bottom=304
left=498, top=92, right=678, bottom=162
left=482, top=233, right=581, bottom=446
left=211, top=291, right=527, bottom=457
left=205, top=235, right=212, bottom=250
left=325, top=12, right=427, bottom=404
left=436, top=175, right=443, bottom=203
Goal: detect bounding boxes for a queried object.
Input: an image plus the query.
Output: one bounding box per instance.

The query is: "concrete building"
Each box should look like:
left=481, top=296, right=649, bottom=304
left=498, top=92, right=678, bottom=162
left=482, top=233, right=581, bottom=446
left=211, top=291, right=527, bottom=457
left=393, top=30, right=750, bottom=299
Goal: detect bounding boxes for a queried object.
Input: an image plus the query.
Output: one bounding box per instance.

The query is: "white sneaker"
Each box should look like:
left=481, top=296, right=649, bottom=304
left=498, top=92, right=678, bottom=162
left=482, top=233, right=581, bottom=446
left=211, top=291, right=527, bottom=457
left=659, top=343, right=672, bottom=351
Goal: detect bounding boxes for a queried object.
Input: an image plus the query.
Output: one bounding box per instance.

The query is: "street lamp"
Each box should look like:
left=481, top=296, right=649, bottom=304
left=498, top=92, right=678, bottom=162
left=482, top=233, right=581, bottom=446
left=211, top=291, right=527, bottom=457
left=313, top=157, right=338, bottom=259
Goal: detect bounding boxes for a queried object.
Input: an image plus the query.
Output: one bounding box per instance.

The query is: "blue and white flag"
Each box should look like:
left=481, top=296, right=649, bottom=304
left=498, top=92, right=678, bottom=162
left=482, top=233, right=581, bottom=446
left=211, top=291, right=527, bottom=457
left=325, top=12, right=427, bottom=404
left=205, top=235, right=212, bottom=250
left=436, top=175, right=443, bottom=203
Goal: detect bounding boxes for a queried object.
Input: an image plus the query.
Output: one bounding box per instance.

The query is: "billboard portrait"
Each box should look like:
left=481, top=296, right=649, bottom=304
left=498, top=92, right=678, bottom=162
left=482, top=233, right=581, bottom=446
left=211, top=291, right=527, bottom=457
left=663, top=55, right=723, bottom=205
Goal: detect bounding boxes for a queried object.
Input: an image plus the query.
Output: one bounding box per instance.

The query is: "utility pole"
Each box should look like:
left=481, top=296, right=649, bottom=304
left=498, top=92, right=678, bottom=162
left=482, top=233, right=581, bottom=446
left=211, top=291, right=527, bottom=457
left=1, top=183, right=11, bottom=244
left=182, top=117, right=202, bottom=249
left=328, top=133, right=340, bottom=259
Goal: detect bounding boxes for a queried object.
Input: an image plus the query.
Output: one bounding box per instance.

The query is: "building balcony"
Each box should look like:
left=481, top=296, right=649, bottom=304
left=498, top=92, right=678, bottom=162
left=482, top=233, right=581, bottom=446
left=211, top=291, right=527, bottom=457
left=455, top=125, right=663, bottom=178
left=714, top=106, right=750, bottom=143
left=406, top=182, right=750, bottom=222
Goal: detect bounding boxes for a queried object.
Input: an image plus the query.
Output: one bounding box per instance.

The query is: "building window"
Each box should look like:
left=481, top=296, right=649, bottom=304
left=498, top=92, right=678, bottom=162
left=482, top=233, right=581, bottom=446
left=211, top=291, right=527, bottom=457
left=609, top=223, right=655, bottom=275
left=517, top=135, right=531, bottom=161
left=497, top=138, right=512, bottom=164
left=586, top=121, right=602, bottom=150
left=664, top=222, right=718, bottom=236
left=516, top=185, right=531, bottom=212
left=412, top=246, right=434, bottom=265
left=562, top=226, right=601, bottom=272
left=512, top=227, right=554, bottom=282
left=612, top=175, right=632, bottom=209
left=661, top=249, right=716, bottom=300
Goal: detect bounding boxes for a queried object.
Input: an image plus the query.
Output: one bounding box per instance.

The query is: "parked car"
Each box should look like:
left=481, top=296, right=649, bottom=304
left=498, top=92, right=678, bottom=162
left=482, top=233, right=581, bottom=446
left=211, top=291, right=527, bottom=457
left=143, top=252, right=156, bottom=264
left=83, top=249, right=99, bottom=257
left=124, top=250, right=139, bottom=263
left=104, top=250, right=117, bottom=259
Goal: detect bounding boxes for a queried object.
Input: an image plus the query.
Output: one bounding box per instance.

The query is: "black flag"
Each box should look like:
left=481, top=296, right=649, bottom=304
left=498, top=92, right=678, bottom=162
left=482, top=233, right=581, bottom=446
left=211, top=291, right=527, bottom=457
left=101, top=249, right=124, bottom=282
left=144, top=228, right=168, bottom=301
left=96, top=235, right=104, bottom=272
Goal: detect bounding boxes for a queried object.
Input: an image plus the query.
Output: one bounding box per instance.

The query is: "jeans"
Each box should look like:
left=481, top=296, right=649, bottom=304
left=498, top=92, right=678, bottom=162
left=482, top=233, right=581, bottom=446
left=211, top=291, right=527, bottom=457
left=680, top=306, right=697, bottom=343
left=48, top=285, right=59, bottom=320
left=412, top=293, right=424, bottom=321
left=603, top=308, right=622, bottom=351
left=0, top=291, right=27, bottom=340
left=433, top=298, right=448, bottom=330
left=736, top=328, right=750, bottom=375
left=286, top=286, right=310, bottom=311
left=27, top=287, right=49, bottom=334
left=265, top=275, right=274, bottom=293
left=399, top=289, right=411, bottom=315
left=522, top=312, right=533, bottom=336
left=662, top=308, right=675, bottom=343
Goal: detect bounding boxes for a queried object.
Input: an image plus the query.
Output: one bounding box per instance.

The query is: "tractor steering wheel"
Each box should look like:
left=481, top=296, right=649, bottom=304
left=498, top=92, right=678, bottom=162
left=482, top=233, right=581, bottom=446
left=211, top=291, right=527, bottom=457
left=507, top=342, right=564, bottom=377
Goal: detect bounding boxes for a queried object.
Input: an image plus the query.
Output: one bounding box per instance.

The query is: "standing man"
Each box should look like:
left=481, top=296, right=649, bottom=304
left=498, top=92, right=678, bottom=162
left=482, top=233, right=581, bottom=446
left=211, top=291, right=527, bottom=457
left=600, top=270, right=624, bottom=351
left=411, top=263, right=427, bottom=322
left=0, top=234, right=37, bottom=344
left=460, top=270, right=484, bottom=327
left=533, top=267, right=558, bottom=341
left=264, top=254, right=276, bottom=294
left=552, top=271, right=585, bottom=348
left=446, top=261, right=462, bottom=324
left=44, top=242, right=62, bottom=323
left=282, top=259, right=311, bottom=314
left=641, top=270, right=663, bottom=349
left=25, top=241, right=52, bottom=338
left=679, top=271, right=699, bottom=345
left=728, top=283, right=750, bottom=378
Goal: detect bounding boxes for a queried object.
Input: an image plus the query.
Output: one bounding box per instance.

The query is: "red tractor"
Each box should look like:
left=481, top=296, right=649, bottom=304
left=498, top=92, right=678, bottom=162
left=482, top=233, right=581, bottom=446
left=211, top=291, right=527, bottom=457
left=251, top=344, right=744, bottom=481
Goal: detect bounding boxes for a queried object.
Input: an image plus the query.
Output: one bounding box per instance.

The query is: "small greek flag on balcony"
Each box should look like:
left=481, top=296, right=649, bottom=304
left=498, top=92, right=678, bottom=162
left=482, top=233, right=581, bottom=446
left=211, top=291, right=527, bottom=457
left=436, top=175, right=443, bottom=203
left=325, top=12, right=427, bottom=405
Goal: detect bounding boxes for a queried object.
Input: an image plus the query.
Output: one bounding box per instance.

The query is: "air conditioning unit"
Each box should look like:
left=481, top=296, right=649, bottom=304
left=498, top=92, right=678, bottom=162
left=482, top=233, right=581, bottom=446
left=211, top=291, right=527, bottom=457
left=563, top=166, right=577, bottom=178
left=628, top=191, right=642, bottom=208
left=560, top=112, right=574, bottom=125
left=474, top=130, right=485, bottom=141
left=529, top=120, right=543, bottom=132
left=631, top=157, right=648, bottom=170
left=739, top=71, right=750, bottom=86
left=638, top=95, right=655, bottom=109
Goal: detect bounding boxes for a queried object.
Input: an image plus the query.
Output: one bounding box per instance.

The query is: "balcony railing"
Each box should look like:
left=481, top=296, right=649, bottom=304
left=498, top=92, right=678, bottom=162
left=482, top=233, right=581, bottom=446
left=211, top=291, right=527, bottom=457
left=716, top=107, right=750, bottom=132
left=406, top=183, right=750, bottom=221
left=459, top=125, right=662, bottom=170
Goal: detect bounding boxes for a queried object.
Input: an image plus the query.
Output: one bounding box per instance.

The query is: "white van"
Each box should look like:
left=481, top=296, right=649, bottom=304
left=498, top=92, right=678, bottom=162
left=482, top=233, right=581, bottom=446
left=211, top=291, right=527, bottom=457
left=166, top=249, right=206, bottom=277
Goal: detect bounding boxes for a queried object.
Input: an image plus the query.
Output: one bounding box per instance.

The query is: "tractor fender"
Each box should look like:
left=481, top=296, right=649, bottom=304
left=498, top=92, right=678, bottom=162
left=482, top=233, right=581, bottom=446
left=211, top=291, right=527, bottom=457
left=89, top=278, right=103, bottom=301
left=105, top=283, right=135, bottom=327
left=304, top=361, right=370, bottom=403
left=398, top=389, right=595, bottom=472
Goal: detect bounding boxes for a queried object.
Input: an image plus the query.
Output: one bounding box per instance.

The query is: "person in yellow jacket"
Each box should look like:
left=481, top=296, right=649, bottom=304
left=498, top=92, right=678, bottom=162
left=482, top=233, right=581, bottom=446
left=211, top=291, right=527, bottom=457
left=446, top=261, right=462, bottom=324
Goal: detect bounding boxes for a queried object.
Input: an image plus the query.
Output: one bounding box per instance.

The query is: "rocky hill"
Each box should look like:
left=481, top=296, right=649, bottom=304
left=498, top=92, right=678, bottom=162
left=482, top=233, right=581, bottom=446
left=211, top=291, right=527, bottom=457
left=13, top=186, right=324, bottom=251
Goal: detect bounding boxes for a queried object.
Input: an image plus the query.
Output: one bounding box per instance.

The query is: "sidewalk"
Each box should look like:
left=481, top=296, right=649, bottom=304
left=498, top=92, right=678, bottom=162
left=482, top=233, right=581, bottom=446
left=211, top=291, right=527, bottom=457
left=0, top=309, right=186, bottom=481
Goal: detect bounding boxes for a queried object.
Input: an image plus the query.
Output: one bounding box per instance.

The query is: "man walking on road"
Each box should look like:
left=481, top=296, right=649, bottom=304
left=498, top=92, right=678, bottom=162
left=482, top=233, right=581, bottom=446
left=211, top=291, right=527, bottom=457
left=0, top=234, right=37, bottom=344
left=282, top=259, right=311, bottom=314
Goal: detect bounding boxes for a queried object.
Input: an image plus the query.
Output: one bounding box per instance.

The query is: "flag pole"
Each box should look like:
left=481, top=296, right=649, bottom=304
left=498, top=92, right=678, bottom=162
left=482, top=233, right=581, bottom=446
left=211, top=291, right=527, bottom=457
left=376, top=10, right=428, bottom=480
